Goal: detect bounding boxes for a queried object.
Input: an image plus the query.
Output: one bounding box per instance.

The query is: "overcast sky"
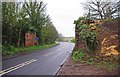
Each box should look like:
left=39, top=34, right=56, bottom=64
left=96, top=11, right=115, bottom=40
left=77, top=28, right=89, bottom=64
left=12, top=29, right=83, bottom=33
left=43, top=0, right=85, bottom=37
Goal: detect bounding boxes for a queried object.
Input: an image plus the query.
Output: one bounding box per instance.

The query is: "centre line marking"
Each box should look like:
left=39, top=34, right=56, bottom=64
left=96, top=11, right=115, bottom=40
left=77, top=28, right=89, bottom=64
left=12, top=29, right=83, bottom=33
left=57, top=48, right=62, bottom=51
left=0, top=59, right=37, bottom=76
left=43, top=48, right=63, bottom=57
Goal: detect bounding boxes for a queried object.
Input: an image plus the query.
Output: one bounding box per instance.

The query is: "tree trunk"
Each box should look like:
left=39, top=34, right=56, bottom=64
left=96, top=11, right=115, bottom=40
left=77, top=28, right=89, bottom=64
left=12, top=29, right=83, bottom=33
left=17, top=29, right=21, bottom=48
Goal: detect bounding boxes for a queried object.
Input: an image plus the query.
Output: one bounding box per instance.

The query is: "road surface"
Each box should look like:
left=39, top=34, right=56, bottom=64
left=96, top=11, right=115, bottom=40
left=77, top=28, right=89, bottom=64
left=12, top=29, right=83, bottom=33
left=2, top=42, right=75, bottom=75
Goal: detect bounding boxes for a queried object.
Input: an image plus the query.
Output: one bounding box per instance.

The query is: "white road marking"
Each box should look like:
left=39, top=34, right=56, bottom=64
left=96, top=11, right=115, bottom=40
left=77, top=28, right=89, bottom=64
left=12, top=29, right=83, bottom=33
left=43, top=48, right=63, bottom=56
left=43, top=52, right=55, bottom=56
left=57, top=48, right=62, bottom=51
left=0, top=59, right=37, bottom=76
left=62, top=47, right=64, bottom=49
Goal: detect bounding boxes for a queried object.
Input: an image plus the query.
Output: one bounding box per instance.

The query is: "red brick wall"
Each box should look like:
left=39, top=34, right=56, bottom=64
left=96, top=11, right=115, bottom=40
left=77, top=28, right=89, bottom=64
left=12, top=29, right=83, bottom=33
left=25, top=33, right=36, bottom=47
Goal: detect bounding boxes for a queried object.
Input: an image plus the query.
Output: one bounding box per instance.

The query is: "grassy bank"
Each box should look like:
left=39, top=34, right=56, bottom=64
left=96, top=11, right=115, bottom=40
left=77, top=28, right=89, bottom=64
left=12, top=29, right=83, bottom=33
left=2, top=43, right=58, bottom=56
left=72, top=50, right=119, bottom=71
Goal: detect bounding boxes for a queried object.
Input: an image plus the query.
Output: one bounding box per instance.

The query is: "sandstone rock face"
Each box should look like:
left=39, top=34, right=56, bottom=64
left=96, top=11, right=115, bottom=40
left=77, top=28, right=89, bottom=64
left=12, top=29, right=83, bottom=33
left=74, top=19, right=119, bottom=56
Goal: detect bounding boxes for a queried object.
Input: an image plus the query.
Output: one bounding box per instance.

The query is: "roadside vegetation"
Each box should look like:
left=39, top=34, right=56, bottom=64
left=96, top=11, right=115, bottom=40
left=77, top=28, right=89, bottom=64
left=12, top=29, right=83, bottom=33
left=2, top=1, right=58, bottom=56
left=71, top=38, right=75, bottom=43
left=2, top=43, right=57, bottom=56
left=72, top=0, right=119, bottom=72
left=72, top=49, right=119, bottom=71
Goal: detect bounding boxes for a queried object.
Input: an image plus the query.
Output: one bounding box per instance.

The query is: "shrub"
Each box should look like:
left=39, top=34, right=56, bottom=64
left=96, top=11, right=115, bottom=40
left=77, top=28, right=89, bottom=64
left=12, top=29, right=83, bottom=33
left=72, top=50, right=85, bottom=61
left=71, top=38, right=75, bottom=43
left=2, top=45, right=16, bottom=55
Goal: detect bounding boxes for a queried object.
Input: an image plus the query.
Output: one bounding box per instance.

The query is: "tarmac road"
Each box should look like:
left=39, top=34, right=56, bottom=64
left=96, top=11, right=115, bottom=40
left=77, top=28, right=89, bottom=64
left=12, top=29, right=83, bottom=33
left=2, top=42, right=75, bottom=75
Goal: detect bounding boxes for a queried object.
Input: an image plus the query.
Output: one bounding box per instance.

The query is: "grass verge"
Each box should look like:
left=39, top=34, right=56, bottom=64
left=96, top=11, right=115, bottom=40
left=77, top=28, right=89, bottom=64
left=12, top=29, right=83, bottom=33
left=2, top=43, right=58, bottom=56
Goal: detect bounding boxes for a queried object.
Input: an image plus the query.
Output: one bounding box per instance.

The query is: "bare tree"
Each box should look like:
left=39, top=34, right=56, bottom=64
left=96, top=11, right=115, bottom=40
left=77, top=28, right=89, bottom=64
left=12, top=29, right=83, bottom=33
left=116, top=1, right=120, bottom=18
left=82, top=0, right=118, bottom=19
